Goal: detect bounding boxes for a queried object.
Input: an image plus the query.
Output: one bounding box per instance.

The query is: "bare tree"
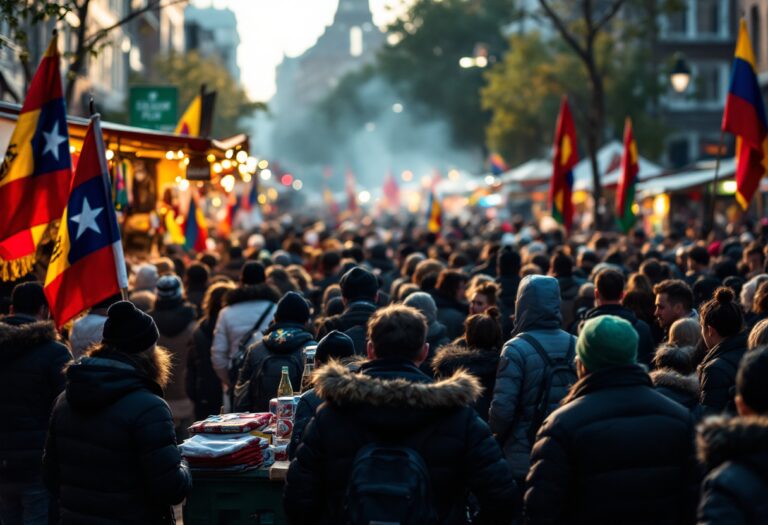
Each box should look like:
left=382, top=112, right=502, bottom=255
left=538, top=0, right=627, bottom=228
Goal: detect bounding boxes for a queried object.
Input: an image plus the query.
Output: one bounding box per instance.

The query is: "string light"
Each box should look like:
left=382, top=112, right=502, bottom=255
left=225, top=149, right=234, bottom=159
left=165, top=151, right=174, bottom=160
left=236, top=151, right=248, bottom=163
left=105, top=149, right=115, bottom=160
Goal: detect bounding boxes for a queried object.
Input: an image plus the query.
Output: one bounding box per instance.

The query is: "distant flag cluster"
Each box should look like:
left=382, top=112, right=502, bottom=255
left=616, top=117, right=639, bottom=233
left=489, top=153, right=507, bottom=175
left=549, top=96, right=578, bottom=231
left=383, top=170, right=401, bottom=211
left=183, top=196, right=208, bottom=252
left=426, top=171, right=443, bottom=234
left=0, top=36, right=72, bottom=280
left=723, top=18, right=768, bottom=210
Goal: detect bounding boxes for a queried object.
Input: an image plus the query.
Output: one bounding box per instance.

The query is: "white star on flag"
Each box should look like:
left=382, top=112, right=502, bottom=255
left=42, top=121, right=67, bottom=161
left=69, top=197, right=104, bottom=240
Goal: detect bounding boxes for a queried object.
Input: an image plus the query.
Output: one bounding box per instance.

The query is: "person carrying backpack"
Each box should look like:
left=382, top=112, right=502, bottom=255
left=489, top=275, right=577, bottom=485
left=284, top=304, right=517, bottom=525
left=233, top=292, right=315, bottom=412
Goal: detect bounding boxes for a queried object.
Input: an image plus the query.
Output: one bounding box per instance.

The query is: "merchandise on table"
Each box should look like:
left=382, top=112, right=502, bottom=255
left=189, top=412, right=273, bottom=435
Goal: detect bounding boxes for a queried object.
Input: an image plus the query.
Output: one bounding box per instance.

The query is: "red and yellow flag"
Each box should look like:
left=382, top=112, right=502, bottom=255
left=0, top=35, right=73, bottom=280
left=549, top=96, right=578, bottom=231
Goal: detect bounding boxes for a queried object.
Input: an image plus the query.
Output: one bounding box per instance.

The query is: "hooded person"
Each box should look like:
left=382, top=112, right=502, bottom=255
left=43, top=301, right=191, bottom=524
left=0, top=282, right=70, bottom=525
left=233, top=291, right=316, bottom=412
left=697, top=346, right=768, bottom=524
left=316, top=266, right=379, bottom=355
left=489, top=275, right=577, bottom=483
left=287, top=330, right=359, bottom=460
left=211, top=261, right=281, bottom=390
left=404, top=292, right=450, bottom=375
left=284, top=304, right=517, bottom=525
left=525, top=315, right=698, bottom=524
left=149, top=275, right=197, bottom=440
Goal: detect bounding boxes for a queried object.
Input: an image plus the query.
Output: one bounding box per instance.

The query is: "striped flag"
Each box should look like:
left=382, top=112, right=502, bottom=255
left=616, top=117, right=638, bottom=233
left=0, top=35, right=73, bottom=280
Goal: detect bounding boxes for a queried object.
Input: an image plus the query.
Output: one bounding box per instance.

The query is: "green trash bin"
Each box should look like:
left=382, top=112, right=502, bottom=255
left=183, top=467, right=287, bottom=525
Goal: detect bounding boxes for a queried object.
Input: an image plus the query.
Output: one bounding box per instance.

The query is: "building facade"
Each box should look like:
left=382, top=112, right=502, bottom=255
left=184, top=5, right=241, bottom=82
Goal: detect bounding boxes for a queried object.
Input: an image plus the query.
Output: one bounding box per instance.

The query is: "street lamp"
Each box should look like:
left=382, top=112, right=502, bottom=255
left=670, top=53, right=691, bottom=93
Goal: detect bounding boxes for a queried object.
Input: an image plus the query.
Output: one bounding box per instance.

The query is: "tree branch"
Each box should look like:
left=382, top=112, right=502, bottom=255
left=538, top=0, right=589, bottom=63
left=83, top=0, right=188, bottom=49
left=594, top=0, right=626, bottom=33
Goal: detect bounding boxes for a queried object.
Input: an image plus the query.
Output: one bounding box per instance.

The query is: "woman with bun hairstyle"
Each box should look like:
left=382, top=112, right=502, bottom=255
left=44, top=301, right=191, bottom=524
left=431, top=307, right=503, bottom=421
left=698, top=287, right=749, bottom=416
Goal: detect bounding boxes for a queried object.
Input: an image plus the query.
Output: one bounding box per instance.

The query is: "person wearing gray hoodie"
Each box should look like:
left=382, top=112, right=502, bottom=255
left=489, top=275, right=577, bottom=482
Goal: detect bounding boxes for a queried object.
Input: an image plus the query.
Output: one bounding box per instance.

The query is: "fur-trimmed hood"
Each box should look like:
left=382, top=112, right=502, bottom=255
left=314, top=359, right=482, bottom=410
left=225, top=283, right=281, bottom=307
left=431, top=344, right=500, bottom=379
left=650, top=369, right=700, bottom=397
left=697, top=416, right=768, bottom=477
left=0, top=316, right=60, bottom=363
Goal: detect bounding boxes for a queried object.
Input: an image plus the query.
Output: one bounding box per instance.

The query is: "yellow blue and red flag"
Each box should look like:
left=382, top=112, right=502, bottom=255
left=722, top=18, right=768, bottom=209
left=489, top=153, right=507, bottom=175
left=44, top=114, right=128, bottom=327
left=616, top=117, right=639, bottom=233
left=0, top=35, right=72, bottom=280
left=184, top=196, right=208, bottom=252
left=549, top=96, right=578, bottom=231
left=426, top=171, right=442, bottom=234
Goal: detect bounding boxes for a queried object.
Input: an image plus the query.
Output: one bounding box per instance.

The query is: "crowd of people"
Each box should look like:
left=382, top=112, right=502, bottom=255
left=2, top=215, right=768, bottom=524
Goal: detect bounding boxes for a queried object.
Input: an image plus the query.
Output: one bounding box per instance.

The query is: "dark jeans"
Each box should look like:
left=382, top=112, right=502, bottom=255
left=0, top=481, right=50, bottom=525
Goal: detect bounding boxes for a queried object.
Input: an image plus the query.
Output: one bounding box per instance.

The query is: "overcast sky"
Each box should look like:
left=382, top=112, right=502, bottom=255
left=192, top=0, right=404, bottom=102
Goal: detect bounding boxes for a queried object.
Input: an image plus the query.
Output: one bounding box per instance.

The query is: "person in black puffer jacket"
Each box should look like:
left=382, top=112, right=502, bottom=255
left=234, top=292, right=315, bottom=412
left=288, top=330, right=361, bottom=460
left=525, top=316, right=698, bottom=525
left=496, top=248, right=521, bottom=340
left=43, top=301, right=191, bottom=524
left=187, top=281, right=234, bottom=420
left=697, top=346, right=768, bottom=524
left=0, top=283, right=70, bottom=524
left=316, top=267, right=379, bottom=355
left=578, top=269, right=655, bottom=366
left=432, top=308, right=503, bottom=421
left=698, top=287, right=748, bottom=416
left=285, top=305, right=517, bottom=525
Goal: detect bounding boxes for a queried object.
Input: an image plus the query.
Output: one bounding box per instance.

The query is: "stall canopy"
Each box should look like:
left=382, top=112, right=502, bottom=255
left=499, top=159, right=551, bottom=186
left=572, top=140, right=663, bottom=191
left=637, top=158, right=737, bottom=196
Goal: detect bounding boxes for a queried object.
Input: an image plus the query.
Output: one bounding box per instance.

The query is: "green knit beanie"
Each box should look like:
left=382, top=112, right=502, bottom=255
left=577, top=315, right=638, bottom=372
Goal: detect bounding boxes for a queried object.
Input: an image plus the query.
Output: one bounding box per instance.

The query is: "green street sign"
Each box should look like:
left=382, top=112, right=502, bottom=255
left=129, top=86, right=178, bottom=131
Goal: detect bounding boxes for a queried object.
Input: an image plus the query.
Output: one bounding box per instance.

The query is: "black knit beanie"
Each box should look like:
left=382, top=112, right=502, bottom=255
left=339, top=266, right=378, bottom=301
left=275, top=291, right=311, bottom=324
left=102, top=301, right=160, bottom=353
left=315, top=330, right=356, bottom=364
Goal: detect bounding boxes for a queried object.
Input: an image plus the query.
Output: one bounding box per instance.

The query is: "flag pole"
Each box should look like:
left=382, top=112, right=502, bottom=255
left=705, top=130, right=726, bottom=238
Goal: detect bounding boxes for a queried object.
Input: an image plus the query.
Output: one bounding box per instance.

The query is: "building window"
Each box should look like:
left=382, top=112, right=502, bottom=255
left=668, top=138, right=690, bottom=168
left=697, top=0, right=719, bottom=35
left=667, top=5, right=688, bottom=34
left=695, top=64, right=721, bottom=102
left=752, top=5, right=761, bottom=63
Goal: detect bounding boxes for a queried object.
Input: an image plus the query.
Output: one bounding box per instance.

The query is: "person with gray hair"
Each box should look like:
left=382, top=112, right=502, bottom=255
left=404, top=291, right=450, bottom=375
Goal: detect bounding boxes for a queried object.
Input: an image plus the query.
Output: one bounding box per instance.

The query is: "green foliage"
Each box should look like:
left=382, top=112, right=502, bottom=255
left=150, top=51, right=266, bottom=138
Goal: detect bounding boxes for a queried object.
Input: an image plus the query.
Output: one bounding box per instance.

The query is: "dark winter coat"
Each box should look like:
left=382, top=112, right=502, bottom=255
left=420, top=320, right=451, bottom=377
left=430, top=290, right=469, bottom=340
left=556, top=275, right=582, bottom=330
left=581, top=304, right=656, bottom=366
left=432, top=344, right=500, bottom=421
left=187, top=317, right=223, bottom=420
left=233, top=324, right=314, bottom=412
left=317, top=300, right=377, bottom=355
left=284, top=359, right=518, bottom=525
left=489, top=275, right=576, bottom=479
left=651, top=368, right=700, bottom=411
left=697, top=416, right=768, bottom=525
left=524, top=365, right=698, bottom=525
left=44, top=352, right=191, bottom=524
left=497, top=275, right=520, bottom=339
left=186, top=286, right=206, bottom=319
left=698, top=332, right=749, bottom=416
left=0, top=315, right=70, bottom=483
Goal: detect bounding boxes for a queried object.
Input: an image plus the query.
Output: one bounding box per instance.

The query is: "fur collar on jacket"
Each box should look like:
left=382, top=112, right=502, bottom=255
left=0, top=317, right=60, bottom=360
left=225, top=283, right=281, bottom=306
left=650, top=369, right=700, bottom=397
left=697, top=416, right=768, bottom=473
left=431, top=344, right=499, bottom=377
left=314, top=360, right=482, bottom=409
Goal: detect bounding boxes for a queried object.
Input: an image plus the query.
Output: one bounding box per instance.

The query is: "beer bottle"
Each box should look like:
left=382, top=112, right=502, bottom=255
left=277, top=366, right=294, bottom=397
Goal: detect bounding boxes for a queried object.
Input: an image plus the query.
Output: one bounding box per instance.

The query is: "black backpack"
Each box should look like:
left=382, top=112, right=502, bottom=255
left=344, top=442, right=437, bottom=525
left=228, top=305, right=275, bottom=387
left=518, top=333, right=577, bottom=442
left=250, top=352, right=303, bottom=411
